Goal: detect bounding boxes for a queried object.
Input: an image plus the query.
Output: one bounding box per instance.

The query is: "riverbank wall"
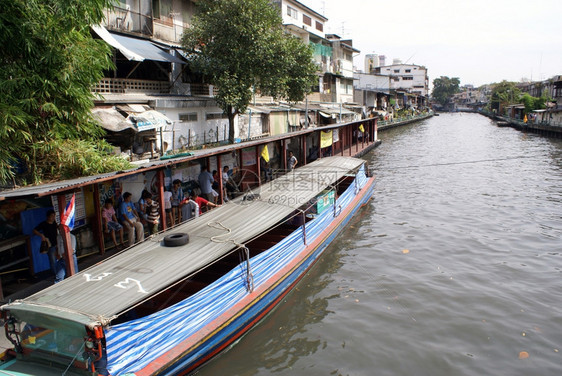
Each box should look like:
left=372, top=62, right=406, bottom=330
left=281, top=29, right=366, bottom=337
left=378, top=113, right=434, bottom=131
left=480, top=111, right=562, bottom=138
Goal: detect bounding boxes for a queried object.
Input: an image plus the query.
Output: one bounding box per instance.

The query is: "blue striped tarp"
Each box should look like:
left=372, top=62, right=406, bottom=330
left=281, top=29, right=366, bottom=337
left=105, top=167, right=368, bottom=375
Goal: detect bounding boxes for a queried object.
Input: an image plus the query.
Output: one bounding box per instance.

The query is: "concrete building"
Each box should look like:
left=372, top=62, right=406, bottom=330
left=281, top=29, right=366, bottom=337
left=355, top=63, right=429, bottom=111
left=326, top=34, right=360, bottom=104
left=519, top=75, right=562, bottom=126
left=353, top=73, right=392, bottom=111
left=365, top=54, right=380, bottom=73
left=92, top=0, right=236, bottom=159
left=93, top=0, right=367, bottom=156
left=274, top=0, right=332, bottom=102
left=275, top=0, right=361, bottom=118
left=276, top=0, right=327, bottom=40
left=451, top=84, right=490, bottom=110
left=375, top=64, right=429, bottom=98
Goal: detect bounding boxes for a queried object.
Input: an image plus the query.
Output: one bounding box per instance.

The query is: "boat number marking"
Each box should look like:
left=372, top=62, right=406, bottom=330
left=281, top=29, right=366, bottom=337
left=83, top=273, right=148, bottom=294
left=114, top=278, right=149, bottom=294
left=83, top=273, right=112, bottom=281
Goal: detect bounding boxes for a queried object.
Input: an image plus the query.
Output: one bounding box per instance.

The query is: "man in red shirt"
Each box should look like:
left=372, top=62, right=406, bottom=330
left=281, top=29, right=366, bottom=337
left=192, top=191, right=219, bottom=214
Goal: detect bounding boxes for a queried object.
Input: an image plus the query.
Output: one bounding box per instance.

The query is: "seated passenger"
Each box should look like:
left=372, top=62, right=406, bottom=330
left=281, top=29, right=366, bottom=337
left=101, top=199, right=125, bottom=250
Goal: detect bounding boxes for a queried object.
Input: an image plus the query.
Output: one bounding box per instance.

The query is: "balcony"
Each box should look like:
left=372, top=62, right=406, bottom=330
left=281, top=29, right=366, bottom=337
left=102, top=7, right=153, bottom=37
left=93, top=78, right=169, bottom=94
left=153, top=17, right=189, bottom=44
left=92, top=78, right=218, bottom=97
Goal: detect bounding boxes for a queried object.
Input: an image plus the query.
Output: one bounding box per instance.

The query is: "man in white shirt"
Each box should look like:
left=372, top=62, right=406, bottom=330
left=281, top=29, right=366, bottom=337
left=198, top=165, right=215, bottom=202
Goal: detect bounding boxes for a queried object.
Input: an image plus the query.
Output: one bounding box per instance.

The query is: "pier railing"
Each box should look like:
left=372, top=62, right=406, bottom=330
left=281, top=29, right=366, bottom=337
left=378, top=112, right=433, bottom=128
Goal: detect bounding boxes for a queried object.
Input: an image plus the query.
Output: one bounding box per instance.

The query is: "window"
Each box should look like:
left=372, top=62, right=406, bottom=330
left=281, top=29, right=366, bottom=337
left=179, top=113, right=197, bottom=122
left=287, top=6, right=297, bottom=18
left=152, top=0, right=160, bottom=18
left=345, top=53, right=352, bottom=61
left=403, top=76, right=413, bottom=80
left=316, top=21, right=323, bottom=31
left=206, top=113, right=227, bottom=120
left=153, top=0, right=172, bottom=20
left=393, top=69, right=400, bottom=73
left=405, top=69, right=411, bottom=73
left=303, top=14, right=312, bottom=26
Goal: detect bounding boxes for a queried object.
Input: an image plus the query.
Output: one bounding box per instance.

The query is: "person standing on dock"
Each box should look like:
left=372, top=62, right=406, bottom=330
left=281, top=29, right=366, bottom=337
left=288, top=151, right=298, bottom=172
left=145, top=196, right=160, bottom=235
left=33, top=210, right=58, bottom=276
left=170, top=180, right=184, bottom=225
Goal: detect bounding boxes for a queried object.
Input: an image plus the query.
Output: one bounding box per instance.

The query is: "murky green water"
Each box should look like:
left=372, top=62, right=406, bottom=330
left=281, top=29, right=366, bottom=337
left=197, top=113, right=562, bottom=376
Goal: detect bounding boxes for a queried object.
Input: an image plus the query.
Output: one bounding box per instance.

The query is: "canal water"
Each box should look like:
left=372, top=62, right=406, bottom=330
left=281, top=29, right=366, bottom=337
left=198, top=113, right=562, bottom=376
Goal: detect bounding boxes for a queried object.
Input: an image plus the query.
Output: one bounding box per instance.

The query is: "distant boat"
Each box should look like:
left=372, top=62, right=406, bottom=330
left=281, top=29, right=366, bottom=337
left=1, top=156, right=375, bottom=375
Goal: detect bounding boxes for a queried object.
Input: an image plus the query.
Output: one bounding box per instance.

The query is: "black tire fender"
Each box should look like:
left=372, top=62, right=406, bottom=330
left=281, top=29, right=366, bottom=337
left=163, top=233, right=189, bottom=247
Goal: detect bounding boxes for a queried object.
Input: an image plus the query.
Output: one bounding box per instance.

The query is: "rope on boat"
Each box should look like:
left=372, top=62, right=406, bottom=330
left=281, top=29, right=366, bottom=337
left=62, top=341, right=86, bottom=376
left=238, top=246, right=254, bottom=293
left=207, top=221, right=254, bottom=292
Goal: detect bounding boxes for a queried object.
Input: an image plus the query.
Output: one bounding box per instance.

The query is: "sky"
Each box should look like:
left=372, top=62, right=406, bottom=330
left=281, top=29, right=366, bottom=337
left=300, top=0, right=562, bottom=88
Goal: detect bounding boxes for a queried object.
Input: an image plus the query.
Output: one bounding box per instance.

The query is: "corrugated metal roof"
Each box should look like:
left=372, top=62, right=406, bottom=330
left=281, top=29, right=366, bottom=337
left=0, top=171, right=127, bottom=199
left=2, top=157, right=365, bottom=328
left=92, top=25, right=185, bottom=64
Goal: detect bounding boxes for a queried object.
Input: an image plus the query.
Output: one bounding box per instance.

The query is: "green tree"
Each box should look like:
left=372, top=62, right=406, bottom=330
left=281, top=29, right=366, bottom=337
left=432, top=76, right=460, bottom=106
left=489, top=81, right=521, bottom=113
left=0, top=0, right=131, bottom=185
left=182, top=0, right=317, bottom=143
left=520, top=92, right=550, bottom=114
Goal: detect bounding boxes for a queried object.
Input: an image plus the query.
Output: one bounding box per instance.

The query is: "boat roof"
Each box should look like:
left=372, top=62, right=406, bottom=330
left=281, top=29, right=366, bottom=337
left=2, top=157, right=365, bottom=328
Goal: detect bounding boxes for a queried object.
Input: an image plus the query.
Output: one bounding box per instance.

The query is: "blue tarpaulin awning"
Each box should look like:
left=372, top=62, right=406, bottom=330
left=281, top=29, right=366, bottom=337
left=92, top=25, right=185, bottom=64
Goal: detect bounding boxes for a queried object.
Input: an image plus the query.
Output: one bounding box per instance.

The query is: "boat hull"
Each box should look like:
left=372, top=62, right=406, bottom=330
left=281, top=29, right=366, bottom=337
left=137, top=176, right=375, bottom=376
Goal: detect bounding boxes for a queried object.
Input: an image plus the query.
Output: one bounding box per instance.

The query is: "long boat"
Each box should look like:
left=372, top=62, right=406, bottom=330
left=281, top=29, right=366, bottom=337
left=1, top=156, right=375, bottom=376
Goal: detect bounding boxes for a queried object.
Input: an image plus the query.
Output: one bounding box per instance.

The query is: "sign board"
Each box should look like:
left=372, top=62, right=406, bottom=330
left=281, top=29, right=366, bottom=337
left=316, top=190, right=335, bottom=214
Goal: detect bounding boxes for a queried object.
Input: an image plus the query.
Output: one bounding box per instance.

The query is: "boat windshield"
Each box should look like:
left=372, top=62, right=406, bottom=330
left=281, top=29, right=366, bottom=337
left=17, top=321, right=87, bottom=363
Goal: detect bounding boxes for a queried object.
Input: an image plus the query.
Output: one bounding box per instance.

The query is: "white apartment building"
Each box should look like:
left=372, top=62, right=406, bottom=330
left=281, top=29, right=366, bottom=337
left=275, top=0, right=337, bottom=103
left=377, top=64, right=429, bottom=97
left=275, top=0, right=327, bottom=41
left=353, top=73, right=392, bottom=109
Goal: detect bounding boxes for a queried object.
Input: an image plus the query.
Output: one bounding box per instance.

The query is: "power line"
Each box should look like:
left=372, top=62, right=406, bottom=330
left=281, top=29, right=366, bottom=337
left=370, top=155, right=547, bottom=171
